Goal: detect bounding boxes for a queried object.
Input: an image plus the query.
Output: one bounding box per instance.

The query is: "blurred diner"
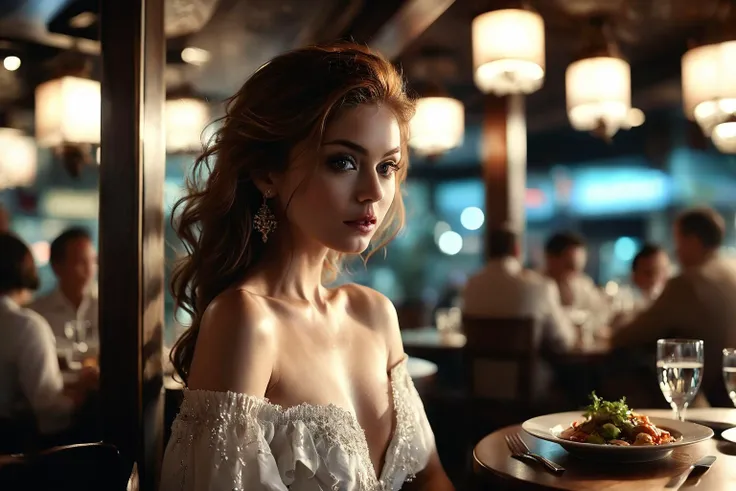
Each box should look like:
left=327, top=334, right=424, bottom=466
left=30, top=227, right=99, bottom=366
left=464, top=226, right=576, bottom=354
left=0, top=233, right=97, bottom=454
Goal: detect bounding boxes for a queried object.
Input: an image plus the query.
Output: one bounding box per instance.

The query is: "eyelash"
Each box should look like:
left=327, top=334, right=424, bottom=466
left=328, top=155, right=401, bottom=178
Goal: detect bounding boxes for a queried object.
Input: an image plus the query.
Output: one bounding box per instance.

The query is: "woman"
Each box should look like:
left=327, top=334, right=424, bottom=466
left=160, top=43, right=454, bottom=491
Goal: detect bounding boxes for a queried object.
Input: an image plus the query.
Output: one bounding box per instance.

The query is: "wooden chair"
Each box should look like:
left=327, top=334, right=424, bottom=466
left=0, top=414, right=38, bottom=455
left=462, top=316, right=547, bottom=439
left=30, top=442, right=127, bottom=491
left=463, top=316, right=539, bottom=401
left=0, top=454, right=27, bottom=490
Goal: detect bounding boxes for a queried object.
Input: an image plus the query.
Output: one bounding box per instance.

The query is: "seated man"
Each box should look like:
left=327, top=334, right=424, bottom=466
left=613, top=244, right=671, bottom=328
left=463, top=226, right=577, bottom=353
left=544, top=231, right=611, bottom=333
left=30, top=227, right=99, bottom=358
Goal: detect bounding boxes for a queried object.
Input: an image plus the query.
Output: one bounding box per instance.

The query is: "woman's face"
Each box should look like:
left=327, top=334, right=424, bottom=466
left=273, top=104, right=402, bottom=254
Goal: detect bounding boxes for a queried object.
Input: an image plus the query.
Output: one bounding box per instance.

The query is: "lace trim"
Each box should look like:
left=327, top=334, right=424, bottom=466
left=172, top=356, right=422, bottom=491
left=377, top=360, right=419, bottom=489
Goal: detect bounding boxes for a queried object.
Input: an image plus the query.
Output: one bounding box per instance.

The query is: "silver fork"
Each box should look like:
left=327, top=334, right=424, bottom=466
left=505, top=432, right=565, bottom=474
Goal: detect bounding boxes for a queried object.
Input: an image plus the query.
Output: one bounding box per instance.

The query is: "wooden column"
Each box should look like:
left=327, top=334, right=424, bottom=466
left=99, top=0, right=165, bottom=489
left=481, top=94, right=527, bottom=257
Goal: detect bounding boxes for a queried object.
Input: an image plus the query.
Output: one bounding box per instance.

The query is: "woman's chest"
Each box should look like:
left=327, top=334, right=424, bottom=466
left=270, top=331, right=397, bottom=475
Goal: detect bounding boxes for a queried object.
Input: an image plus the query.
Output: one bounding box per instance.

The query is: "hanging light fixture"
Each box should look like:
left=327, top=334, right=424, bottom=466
left=681, top=1, right=736, bottom=152
left=471, top=7, right=545, bottom=95
left=0, top=128, right=37, bottom=189
left=682, top=40, right=736, bottom=144
left=409, top=97, right=465, bottom=156
left=34, top=52, right=100, bottom=177
left=35, top=75, right=101, bottom=147
left=165, top=94, right=210, bottom=154
left=566, top=57, right=631, bottom=138
left=566, top=18, right=631, bottom=139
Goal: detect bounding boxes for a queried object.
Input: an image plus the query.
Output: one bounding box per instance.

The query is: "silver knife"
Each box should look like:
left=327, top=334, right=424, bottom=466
left=665, top=455, right=717, bottom=489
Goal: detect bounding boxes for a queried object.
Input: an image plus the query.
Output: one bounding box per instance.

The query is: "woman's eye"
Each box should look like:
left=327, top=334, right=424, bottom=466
left=328, top=155, right=357, bottom=171
left=378, top=161, right=400, bottom=176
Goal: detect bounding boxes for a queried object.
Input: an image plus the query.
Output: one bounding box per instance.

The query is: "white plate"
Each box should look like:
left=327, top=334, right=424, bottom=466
left=721, top=427, right=736, bottom=444
left=522, top=411, right=713, bottom=463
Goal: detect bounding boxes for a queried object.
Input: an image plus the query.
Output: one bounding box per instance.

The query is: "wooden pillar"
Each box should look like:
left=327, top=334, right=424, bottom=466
left=481, top=94, right=527, bottom=257
left=99, top=0, right=165, bottom=489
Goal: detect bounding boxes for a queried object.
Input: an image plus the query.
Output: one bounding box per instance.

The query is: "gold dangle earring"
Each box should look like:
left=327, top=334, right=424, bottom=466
left=254, top=189, right=277, bottom=242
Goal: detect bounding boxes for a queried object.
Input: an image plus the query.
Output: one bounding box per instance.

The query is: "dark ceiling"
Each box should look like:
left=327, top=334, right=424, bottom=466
left=0, top=0, right=727, bottom=137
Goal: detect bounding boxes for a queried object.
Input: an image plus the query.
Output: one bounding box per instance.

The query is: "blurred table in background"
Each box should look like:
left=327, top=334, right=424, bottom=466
left=401, top=326, right=466, bottom=351
left=401, top=327, right=466, bottom=391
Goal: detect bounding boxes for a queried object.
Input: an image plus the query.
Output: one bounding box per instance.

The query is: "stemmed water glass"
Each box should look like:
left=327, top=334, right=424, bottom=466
left=723, top=348, right=736, bottom=406
left=656, top=339, right=704, bottom=421
left=64, top=320, right=91, bottom=363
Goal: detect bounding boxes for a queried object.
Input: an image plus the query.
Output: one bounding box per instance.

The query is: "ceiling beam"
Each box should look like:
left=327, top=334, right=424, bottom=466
left=0, top=22, right=99, bottom=54
left=369, top=0, right=456, bottom=59
left=296, top=0, right=366, bottom=46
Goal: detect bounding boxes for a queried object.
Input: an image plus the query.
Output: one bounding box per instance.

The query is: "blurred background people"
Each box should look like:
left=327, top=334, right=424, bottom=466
left=544, top=231, right=610, bottom=336
left=613, top=207, right=736, bottom=406
left=630, top=243, right=671, bottom=305
left=0, top=233, right=95, bottom=453
left=30, top=227, right=99, bottom=361
left=463, top=227, right=577, bottom=400
left=464, top=227, right=576, bottom=353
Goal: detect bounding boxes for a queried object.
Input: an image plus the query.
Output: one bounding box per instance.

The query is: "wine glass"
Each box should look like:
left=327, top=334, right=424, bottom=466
left=723, top=348, right=736, bottom=406
left=64, top=320, right=91, bottom=363
left=656, top=339, right=704, bottom=421
left=566, top=308, right=592, bottom=348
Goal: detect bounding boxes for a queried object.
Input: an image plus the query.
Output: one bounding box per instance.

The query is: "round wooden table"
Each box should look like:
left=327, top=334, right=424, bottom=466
left=473, top=408, right=736, bottom=490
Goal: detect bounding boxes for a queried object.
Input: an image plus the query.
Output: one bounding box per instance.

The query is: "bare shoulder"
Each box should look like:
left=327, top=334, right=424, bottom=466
left=338, top=283, right=404, bottom=366
left=187, top=288, right=278, bottom=394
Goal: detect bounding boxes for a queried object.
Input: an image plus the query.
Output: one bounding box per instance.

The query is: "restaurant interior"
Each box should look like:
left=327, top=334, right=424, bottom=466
left=2, top=0, right=736, bottom=489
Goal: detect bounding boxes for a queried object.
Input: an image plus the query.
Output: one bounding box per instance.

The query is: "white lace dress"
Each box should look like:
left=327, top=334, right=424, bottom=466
left=159, top=357, right=436, bottom=491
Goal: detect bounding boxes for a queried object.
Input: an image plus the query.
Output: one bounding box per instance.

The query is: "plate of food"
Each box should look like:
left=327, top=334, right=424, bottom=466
left=521, top=393, right=713, bottom=462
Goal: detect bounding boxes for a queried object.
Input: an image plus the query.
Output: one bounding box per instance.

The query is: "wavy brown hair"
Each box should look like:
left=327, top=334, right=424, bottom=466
left=170, top=43, right=415, bottom=384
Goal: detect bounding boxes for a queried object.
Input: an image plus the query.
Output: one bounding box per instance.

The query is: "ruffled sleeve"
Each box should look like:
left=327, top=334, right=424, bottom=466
left=159, top=390, right=287, bottom=491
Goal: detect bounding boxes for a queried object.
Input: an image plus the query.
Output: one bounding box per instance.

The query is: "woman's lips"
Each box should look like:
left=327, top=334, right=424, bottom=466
left=343, top=218, right=376, bottom=234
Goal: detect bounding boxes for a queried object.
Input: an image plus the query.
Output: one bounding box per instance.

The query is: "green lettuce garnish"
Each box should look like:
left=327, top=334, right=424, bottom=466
left=583, top=392, right=631, bottom=426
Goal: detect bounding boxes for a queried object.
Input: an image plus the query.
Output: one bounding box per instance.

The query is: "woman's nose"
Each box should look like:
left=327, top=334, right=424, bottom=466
left=356, top=169, right=384, bottom=203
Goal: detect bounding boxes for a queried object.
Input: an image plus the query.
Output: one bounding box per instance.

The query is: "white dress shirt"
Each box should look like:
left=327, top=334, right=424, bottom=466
left=462, top=257, right=577, bottom=352
left=0, top=295, right=73, bottom=433
left=29, top=286, right=98, bottom=354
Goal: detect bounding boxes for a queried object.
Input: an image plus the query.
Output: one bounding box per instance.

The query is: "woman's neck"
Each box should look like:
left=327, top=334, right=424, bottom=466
left=250, top=233, right=330, bottom=305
